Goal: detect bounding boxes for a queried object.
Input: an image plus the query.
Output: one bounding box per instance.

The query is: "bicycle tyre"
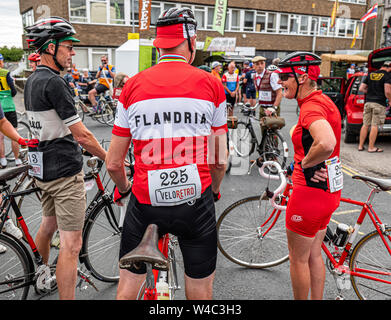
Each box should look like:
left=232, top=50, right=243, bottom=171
left=5, top=120, right=32, bottom=161
left=260, top=130, right=288, bottom=170
left=75, top=101, right=85, bottom=122
left=217, top=195, right=289, bottom=268
left=95, top=99, right=107, bottom=125
left=102, top=103, right=115, bottom=127
left=0, top=233, right=32, bottom=300
left=349, top=227, right=391, bottom=300
left=81, top=199, right=121, bottom=282
left=230, top=121, right=255, bottom=157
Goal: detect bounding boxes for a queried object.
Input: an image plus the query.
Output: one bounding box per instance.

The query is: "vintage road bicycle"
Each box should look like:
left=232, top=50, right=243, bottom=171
left=217, top=160, right=391, bottom=300
left=230, top=103, right=289, bottom=173
left=0, top=152, right=126, bottom=299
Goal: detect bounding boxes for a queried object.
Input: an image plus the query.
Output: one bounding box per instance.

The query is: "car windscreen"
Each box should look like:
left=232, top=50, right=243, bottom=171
left=317, top=78, right=342, bottom=93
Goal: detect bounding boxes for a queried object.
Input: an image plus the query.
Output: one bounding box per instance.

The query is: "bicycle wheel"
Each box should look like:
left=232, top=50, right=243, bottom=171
left=260, top=130, right=288, bottom=170
left=217, top=194, right=289, bottom=268
left=95, top=99, right=107, bottom=125
left=5, top=121, right=31, bottom=161
left=0, top=233, right=32, bottom=300
left=75, top=100, right=85, bottom=122
left=230, top=122, right=255, bottom=157
left=349, top=227, right=391, bottom=300
left=81, top=199, right=121, bottom=282
left=102, top=103, right=115, bottom=127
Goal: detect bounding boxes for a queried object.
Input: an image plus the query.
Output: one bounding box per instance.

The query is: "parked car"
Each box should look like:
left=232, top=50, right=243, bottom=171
left=316, top=76, right=346, bottom=120
left=342, top=47, right=391, bottom=143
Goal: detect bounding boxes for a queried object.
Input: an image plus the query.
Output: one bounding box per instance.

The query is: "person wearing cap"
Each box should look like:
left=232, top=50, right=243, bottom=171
left=88, top=55, right=116, bottom=113
left=0, top=53, right=25, bottom=168
left=252, top=55, right=283, bottom=120
left=211, top=61, right=222, bottom=81
left=358, top=61, right=391, bottom=153
left=28, top=53, right=41, bottom=71
left=106, top=7, right=227, bottom=300
left=346, top=63, right=356, bottom=79
left=24, top=17, right=106, bottom=299
left=276, top=52, right=342, bottom=300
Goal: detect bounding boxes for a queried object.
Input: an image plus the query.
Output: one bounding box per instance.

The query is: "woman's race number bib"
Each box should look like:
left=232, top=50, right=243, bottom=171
left=28, top=151, right=43, bottom=179
left=148, top=164, right=201, bottom=206
left=325, top=156, right=343, bottom=193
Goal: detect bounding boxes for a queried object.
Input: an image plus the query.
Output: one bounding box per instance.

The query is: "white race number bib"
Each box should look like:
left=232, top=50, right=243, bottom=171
left=148, top=164, right=202, bottom=206
left=28, top=151, right=43, bottom=179
left=325, top=156, right=343, bottom=193
left=259, top=91, right=272, bottom=102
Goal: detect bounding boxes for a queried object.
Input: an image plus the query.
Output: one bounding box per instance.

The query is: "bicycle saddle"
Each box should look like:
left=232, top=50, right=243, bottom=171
left=119, top=224, right=169, bottom=271
left=0, top=164, right=31, bottom=185
left=352, top=175, right=391, bottom=191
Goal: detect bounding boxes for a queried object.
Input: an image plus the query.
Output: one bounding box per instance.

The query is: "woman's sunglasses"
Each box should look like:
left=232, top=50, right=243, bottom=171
left=278, top=73, right=295, bottom=81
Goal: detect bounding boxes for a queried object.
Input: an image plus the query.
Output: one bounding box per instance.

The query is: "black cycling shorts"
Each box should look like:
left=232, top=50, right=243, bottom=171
left=225, top=93, right=236, bottom=106
left=119, top=186, right=217, bottom=279
left=4, top=111, right=18, bottom=128
left=95, top=83, right=109, bottom=95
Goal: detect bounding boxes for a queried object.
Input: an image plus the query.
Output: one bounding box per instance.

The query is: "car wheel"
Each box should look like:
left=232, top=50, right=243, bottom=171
left=343, top=116, right=357, bottom=143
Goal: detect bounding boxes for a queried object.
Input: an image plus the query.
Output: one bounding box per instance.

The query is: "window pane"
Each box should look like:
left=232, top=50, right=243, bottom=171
left=244, top=11, right=254, bottom=31
left=73, top=48, right=89, bottom=70
left=207, top=7, right=214, bottom=29
left=267, top=13, right=276, bottom=32
left=311, top=17, right=319, bottom=35
left=110, top=0, right=125, bottom=24
left=337, top=19, right=346, bottom=36
left=231, top=9, right=240, bottom=30
left=195, top=6, right=205, bottom=29
left=279, top=14, right=288, bottom=33
left=70, top=0, right=87, bottom=22
left=130, top=0, right=139, bottom=24
left=347, top=20, right=355, bottom=37
left=164, top=3, right=175, bottom=10
left=90, top=1, right=107, bottom=23
left=319, top=18, right=329, bottom=36
left=150, top=3, right=161, bottom=26
left=256, top=13, right=266, bottom=32
left=290, top=15, right=299, bottom=34
left=22, top=9, right=35, bottom=27
left=300, top=16, right=308, bottom=34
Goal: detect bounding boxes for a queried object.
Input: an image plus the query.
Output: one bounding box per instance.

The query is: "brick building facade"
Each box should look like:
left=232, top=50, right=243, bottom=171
left=19, top=0, right=374, bottom=70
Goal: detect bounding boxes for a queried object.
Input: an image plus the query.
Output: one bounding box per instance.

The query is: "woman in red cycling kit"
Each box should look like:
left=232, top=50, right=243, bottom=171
left=276, top=52, right=342, bottom=300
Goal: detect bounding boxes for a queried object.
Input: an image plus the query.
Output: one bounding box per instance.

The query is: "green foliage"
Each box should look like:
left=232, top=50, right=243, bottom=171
left=0, top=46, right=24, bottom=62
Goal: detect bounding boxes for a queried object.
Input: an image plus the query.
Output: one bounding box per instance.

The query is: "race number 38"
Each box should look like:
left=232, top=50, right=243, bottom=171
left=28, top=151, right=43, bottom=180
left=148, top=164, right=202, bottom=206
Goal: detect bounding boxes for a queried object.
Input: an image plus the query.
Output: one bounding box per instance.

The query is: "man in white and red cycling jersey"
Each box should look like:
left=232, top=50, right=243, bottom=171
left=106, top=8, right=227, bottom=300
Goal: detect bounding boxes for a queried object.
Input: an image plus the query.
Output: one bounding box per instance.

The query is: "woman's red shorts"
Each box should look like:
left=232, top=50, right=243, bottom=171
left=286, top=184, right=341, bottom=238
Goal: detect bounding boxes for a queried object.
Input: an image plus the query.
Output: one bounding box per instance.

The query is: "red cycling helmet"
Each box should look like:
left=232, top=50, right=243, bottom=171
left=276, top=51, right=321, bottom=98
left=28, top=53, right=41, bottom=62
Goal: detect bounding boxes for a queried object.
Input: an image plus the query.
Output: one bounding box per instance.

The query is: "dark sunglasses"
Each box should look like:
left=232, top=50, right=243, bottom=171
left=278, top=73, right=295, bottom=81
left=101, top=60, right=107, bottom=63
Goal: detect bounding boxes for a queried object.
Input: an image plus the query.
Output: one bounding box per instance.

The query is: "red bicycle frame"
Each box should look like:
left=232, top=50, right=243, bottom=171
left=143, top=234, right=170, bottom=300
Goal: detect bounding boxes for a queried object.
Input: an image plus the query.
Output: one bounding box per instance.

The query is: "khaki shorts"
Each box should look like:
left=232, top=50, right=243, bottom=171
left=35, top=171, right=86, bottom=231
left=363, top=102, right=387, bottom=127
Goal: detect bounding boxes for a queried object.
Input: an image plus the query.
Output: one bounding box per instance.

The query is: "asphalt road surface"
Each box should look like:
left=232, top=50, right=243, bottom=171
left=10, top=93, right=391, bottom=301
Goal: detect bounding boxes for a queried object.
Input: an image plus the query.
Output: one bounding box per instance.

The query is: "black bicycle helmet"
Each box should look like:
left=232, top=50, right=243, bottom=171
left=277, top=51, right=321, bottom=98
left=154, top=8, right=197, bottom=58
left=25, top=17, right=78, bottom=70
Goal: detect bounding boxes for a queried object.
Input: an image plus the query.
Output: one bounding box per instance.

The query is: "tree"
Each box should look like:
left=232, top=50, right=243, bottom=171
left=0, top=46, right=24, bottom=62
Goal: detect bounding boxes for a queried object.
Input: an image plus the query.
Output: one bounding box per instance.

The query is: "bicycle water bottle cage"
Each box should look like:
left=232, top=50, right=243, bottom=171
left=119, top=224, right=169, bottom=271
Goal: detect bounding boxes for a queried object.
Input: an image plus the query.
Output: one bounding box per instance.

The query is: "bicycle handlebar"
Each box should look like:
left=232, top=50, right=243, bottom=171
left=257, top=160, right=288, bottom=211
